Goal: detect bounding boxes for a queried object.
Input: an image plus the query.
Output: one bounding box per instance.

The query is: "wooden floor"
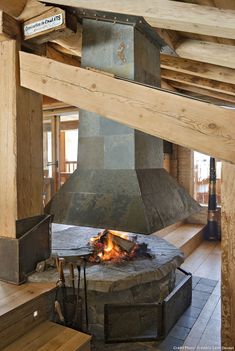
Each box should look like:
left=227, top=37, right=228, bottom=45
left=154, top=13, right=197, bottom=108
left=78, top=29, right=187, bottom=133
left=181, top=240, right=221, bottom=280
left=2, top=321, right=91, bottom=351
left=0, top=282, right=55, bottom=317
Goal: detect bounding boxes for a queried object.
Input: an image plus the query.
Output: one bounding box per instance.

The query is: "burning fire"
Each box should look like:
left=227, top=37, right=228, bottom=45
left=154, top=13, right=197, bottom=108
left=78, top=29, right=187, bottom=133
left=89, top=230, right=152, bottom=263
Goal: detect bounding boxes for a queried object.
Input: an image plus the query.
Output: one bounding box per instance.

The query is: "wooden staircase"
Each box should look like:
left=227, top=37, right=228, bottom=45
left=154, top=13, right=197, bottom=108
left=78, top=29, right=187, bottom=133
left=154, top=221, right=205, bottom=258
left=0, top=282, right=91, bottom=351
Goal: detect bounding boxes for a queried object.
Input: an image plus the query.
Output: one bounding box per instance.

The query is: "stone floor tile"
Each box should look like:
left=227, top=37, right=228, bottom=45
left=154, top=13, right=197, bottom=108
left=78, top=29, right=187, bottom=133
left=158, top=336, right=184, bottom=350
left=184, top=306, right=202, bottom=319
left=191, top=297, right=207, bottom=309
left=194, top=283, right=215, bottom=294
left=199, top=278, right=218, bottom=287
left=169, top=325, right=190, bottom=340
left=212, top=281, right=221, bottom=296
left=192, top=276, right=201, bottom=288
left=192, top=290, right=211, bottom=301
left=177, top=315, right=197, bottom=329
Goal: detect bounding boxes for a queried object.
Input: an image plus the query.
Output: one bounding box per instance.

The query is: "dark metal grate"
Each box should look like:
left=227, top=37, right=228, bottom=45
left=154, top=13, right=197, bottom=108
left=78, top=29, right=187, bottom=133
left=104, top=269, right=192, bottom=343
left=104, top=303, right=163, bottom=343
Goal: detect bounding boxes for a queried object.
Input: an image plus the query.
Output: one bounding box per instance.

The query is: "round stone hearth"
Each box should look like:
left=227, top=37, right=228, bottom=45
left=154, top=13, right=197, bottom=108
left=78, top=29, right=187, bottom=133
left=52, top=226, right=184, bottom=293
left=53, top=226, right=184, bottom=344
left=29, top=225, right=184, bottom=346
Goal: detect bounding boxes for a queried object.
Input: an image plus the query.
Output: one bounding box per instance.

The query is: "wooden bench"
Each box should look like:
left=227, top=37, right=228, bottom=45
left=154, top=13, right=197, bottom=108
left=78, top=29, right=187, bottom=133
left=2, top=320, right=91, bottom=351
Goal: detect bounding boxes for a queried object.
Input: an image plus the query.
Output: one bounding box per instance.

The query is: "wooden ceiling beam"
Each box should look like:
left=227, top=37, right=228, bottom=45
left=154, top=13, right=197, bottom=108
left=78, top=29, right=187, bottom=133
left=0, top=0, right=27, bottom=17
left=39, top=0, right=235, bottom=39
left=161, top=68, right=235, bottom=96
left=0, top=10, right=21, bottom=41
left=161, top=55, right=235, bottom=85
left=20, top=51, right=235, bottom=163
left=20, top=0, right=82, bottom=56
left=23, top=7, right=77, bottom=44
left=18, top=0, right=53, bottom=21
left=176, top=40, right=235, bottom=69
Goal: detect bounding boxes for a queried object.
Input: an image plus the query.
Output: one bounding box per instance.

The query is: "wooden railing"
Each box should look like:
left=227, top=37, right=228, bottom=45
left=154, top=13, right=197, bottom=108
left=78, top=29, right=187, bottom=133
left=65, top=161, right=77, bottom=173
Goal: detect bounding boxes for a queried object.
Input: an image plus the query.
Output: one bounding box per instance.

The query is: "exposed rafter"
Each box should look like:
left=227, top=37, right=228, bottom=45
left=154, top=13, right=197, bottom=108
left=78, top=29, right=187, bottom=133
left=161, top=55, right=235, bottom=85
left=169, top=81, right=235, bottom=105
left=39, top=0, right=235, bottom=39
left=176, top=40, right=235, bottom=69
left=161, top=69, right=235, bottom=97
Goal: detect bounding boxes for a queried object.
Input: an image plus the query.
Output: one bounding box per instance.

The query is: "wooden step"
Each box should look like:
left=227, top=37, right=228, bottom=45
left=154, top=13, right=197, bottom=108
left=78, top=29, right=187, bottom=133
left=153, top=221, right=185, bottom=238
left=163, top=223, right=205, bottom=258
left=0, top=282, right=56, bottom=349
left=1, top=320, right=91, bottom=351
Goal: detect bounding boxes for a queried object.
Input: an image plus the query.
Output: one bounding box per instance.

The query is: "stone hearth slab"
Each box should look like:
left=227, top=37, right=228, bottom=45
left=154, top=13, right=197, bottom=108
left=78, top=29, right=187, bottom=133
left=51, top=226, right=184, bottom=292
left=29, top=225, right=184, bottom=293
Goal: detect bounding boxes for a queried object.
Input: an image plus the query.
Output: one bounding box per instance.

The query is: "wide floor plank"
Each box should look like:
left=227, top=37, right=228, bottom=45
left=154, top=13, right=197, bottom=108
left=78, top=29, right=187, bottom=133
left=182, top=241, right=221, bottom=280
left=2, top=321, right=91, bottom=351
left=0, top=282, right=55, bottom=317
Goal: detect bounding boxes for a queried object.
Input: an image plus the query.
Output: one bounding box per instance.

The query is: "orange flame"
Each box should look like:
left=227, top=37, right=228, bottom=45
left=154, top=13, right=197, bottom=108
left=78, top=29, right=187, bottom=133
left=90, top=230, right=131, bottom=262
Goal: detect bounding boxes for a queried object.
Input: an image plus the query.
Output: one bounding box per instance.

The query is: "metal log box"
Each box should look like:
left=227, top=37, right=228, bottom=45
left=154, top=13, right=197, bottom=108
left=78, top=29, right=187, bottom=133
left=0, top=214, right=51, bottom=284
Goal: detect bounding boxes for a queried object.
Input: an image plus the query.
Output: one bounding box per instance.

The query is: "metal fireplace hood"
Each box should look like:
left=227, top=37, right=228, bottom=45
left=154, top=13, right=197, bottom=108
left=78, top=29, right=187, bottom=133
left=46, top=167, right=200, bottom=234
left=45, top=17, right=201, bottom=234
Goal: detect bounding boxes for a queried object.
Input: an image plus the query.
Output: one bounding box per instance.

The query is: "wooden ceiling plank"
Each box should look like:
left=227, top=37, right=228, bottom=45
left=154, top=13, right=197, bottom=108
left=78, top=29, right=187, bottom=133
left=169, top=81, right=235, bottom=105
left=176, top=40, right=235, bottom=69
left=161, top=79, right=178, bottom=92
left=161, top=68, right=235, bottom=97
left=161, top=55, right=235, bottom=85
left=20, top=51, right=235, bottom=163
left=39, top=0, right=235, bottom=39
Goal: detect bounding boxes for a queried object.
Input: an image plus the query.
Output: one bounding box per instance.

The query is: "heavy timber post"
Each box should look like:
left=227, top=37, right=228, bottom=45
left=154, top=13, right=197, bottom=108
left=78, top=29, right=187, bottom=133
left=221, top=162, right=235, bottom=347
left=0, top=17, right=43, bottom=238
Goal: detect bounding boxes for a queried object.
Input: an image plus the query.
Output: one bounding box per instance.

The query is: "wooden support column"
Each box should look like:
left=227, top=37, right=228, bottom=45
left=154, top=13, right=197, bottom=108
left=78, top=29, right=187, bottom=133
left=221, top=162, right=235, bottom=347
left=177, top=146, right=194, bottom=196
left=0, top=34, right=43, bottom=238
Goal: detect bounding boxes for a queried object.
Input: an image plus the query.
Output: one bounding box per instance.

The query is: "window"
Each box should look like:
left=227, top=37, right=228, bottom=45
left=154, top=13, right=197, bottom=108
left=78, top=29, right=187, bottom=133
left=194, top=152, right=221, bottom=206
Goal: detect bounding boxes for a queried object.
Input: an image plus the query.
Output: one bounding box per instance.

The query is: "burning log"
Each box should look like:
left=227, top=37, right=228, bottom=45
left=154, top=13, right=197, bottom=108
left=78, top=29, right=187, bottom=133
left=111, top=234, right=136, bottom=254
left=89, top=230, right=153, bottom=263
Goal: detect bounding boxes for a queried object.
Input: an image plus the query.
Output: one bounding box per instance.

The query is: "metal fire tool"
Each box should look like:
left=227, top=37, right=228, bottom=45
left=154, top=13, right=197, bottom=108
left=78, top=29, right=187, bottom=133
left=72, top=264, right=83, bottom=330
left=54, top=300, right=65, bottom=324
left=69, top=262, right=76, bottom=297
left=58, top=258, right=67, bottom=323
left=54, top=248, right=91, bottom=331
left=83, top=258, right=89, bottom=332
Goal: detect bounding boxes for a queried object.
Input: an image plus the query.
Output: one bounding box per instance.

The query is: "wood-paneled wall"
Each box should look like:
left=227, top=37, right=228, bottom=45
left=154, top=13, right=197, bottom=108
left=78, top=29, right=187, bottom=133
left=221, top=162, right=235, bottom=347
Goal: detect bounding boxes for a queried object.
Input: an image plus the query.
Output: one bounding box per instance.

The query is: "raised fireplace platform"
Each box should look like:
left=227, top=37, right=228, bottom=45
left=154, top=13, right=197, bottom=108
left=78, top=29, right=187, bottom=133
left=53, top=226, right=184, bottom=292
left=28, top=225, right=185, bottom=346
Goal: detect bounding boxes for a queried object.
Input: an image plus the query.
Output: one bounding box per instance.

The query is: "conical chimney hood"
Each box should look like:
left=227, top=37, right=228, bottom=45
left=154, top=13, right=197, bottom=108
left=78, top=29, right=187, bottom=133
left=46, top=17, right=201, bottom=234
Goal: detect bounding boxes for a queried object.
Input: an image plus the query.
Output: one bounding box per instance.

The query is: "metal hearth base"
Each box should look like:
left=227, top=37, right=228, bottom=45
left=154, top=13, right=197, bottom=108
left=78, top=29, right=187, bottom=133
left=104, top=268, right=192, bottom=343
